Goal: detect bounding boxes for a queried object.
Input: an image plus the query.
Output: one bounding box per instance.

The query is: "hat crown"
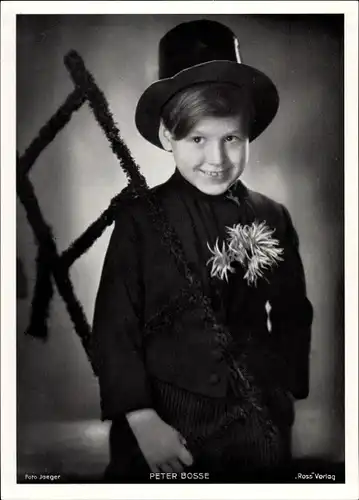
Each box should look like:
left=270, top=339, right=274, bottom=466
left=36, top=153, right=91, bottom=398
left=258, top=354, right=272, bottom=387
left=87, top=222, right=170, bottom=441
left=159, top=20, right=242, bottom=79
left=135, top=19, right=279, bottom=148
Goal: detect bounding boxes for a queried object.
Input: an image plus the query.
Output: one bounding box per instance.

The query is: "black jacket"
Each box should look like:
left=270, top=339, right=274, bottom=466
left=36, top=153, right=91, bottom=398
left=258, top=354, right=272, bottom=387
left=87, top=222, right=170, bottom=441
left=92, top=169, right=313, bottom=422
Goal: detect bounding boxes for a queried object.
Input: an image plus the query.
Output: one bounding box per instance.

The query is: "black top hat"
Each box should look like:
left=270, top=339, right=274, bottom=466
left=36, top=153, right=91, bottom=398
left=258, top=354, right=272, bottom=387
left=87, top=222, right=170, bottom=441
left=135, top=19, right=279, bottom=149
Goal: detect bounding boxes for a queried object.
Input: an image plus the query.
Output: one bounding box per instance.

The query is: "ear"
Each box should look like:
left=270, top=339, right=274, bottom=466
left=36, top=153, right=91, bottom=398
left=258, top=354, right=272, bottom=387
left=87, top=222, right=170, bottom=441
left=158, top=121, right=173, bottom=152
left=244, top=138, right=250, bottom=165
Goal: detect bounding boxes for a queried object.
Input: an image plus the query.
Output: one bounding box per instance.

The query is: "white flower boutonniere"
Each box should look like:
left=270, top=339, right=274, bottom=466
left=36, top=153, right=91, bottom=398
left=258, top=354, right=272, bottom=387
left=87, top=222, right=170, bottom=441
left=207, top=221, right=284, bottom=286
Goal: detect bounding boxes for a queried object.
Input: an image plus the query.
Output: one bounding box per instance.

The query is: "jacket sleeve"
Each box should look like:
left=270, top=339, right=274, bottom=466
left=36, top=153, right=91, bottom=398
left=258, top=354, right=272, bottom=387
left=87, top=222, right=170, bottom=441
left=91, top=204, right=153, bottom=421
left=269, top=204, right=314, bottom=400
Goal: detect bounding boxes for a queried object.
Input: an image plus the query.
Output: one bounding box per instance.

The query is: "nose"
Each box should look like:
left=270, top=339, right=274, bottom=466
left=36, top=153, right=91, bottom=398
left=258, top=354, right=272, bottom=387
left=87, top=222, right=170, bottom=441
left=205, top=141, right=225, bottom=166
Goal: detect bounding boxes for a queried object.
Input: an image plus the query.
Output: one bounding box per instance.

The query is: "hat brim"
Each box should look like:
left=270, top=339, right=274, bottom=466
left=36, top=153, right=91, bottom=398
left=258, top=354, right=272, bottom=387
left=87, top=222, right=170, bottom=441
left=135, top=60, right=279, bottom=149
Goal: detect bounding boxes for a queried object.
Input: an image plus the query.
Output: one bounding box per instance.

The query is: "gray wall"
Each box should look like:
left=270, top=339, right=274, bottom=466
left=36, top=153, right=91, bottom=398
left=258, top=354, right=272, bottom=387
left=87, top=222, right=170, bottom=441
left=17, top=14, right=344, bottom=461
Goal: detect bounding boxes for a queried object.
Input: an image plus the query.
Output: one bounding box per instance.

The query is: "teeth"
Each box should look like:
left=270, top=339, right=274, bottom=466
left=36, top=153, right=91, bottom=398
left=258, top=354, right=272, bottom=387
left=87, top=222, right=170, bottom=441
left=201, top=170, right=226, bottom=177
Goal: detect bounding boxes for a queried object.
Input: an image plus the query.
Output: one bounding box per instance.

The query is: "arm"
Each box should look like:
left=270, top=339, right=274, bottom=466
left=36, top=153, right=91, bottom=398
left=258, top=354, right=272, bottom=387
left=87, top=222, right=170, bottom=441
left=91, top=205, right=193, bottom=472
left=269, top=204, right=314, bottom=400
left=91, top=205, right=152, bottom=420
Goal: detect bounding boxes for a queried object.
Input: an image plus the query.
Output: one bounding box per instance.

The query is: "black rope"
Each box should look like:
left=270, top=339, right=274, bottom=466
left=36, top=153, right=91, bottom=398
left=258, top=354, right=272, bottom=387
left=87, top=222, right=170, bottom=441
left=64, top=51, right=147, bottom=192
left=25, top=246, right=54, bottom=340
left=18, top=87, right=86, bottom=177
left=60, top=186, right=139, bottom=268
left=143, top=286, right=200, bottom=337
left=17, top=164, right=95, bottom=371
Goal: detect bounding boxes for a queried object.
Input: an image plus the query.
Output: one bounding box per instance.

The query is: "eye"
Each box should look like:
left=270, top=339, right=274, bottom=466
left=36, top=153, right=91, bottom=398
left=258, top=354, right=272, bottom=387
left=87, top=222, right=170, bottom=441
left=191, top=136, right=204, bottom=144
left=224, top=135, right=239, bottom=143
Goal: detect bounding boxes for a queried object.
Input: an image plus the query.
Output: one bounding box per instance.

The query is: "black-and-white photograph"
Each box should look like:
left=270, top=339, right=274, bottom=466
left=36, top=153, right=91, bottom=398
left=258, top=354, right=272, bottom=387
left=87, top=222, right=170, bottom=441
left=1, top=1, right=358, bottom=499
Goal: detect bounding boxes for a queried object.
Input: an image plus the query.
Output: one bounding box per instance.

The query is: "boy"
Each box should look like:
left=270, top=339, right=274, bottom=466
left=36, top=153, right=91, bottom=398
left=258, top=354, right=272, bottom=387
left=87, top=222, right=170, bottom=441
left=92, top=19, right=313, bottom=482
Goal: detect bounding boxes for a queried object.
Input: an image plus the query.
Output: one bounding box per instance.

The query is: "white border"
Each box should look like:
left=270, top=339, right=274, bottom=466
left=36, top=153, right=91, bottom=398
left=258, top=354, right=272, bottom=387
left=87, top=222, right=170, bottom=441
left=1, top=1, right=358, bottom=500
left=0, top=0, right=358, bottom=15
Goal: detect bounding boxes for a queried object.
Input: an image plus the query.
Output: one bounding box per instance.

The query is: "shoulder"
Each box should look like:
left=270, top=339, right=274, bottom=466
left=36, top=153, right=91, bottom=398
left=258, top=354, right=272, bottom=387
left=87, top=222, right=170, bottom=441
left=241, top=184, right=292, bottom=237
left=245, top=185, right=285, bottom=217
left=111, top=176, right=173, bottom=230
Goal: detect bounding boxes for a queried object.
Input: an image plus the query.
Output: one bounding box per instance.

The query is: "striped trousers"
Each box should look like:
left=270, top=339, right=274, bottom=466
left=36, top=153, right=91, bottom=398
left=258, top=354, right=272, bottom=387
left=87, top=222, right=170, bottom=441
left=105, top=378, right=294, bottom=482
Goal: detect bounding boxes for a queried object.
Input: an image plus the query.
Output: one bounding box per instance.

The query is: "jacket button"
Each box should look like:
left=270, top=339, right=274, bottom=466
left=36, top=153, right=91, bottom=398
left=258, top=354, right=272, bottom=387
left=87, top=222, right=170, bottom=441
left=209, top=373, right=220, bottom=385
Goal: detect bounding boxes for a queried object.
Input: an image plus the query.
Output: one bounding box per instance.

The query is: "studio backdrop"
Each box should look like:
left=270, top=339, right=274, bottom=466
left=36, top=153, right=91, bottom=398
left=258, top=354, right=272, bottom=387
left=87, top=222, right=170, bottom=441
left=16, top=14, right=344, bottom=479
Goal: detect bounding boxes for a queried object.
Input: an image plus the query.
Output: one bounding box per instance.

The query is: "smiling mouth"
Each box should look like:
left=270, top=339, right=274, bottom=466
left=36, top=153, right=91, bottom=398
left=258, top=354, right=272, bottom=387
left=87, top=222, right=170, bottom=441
left=199, top=169, right=229, bottom=178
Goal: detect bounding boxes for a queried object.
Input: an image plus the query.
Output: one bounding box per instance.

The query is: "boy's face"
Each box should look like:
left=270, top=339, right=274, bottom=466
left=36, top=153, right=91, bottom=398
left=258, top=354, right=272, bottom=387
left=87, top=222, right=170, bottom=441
left=160, top=115, right=249, bottom=196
